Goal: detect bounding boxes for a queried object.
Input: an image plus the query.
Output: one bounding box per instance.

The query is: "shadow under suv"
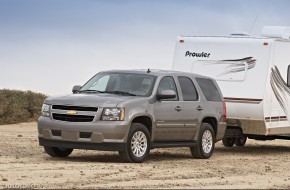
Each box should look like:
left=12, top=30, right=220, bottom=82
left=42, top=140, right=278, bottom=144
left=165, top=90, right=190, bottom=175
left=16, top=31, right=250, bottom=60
left=38, top=70, right=226, bottom=163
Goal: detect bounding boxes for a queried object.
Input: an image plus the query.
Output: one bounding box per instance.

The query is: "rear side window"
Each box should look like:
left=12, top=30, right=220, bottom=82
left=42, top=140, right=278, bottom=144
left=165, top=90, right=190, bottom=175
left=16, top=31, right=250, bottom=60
left=178, top=76, right=198, bottom=101
left=196, top=78, right=222, bottom=101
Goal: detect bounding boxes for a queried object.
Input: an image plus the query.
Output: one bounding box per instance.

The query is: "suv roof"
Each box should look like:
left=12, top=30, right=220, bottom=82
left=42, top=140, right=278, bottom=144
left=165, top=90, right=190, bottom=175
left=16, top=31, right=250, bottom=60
left=100, top=69, right=211, bottom=79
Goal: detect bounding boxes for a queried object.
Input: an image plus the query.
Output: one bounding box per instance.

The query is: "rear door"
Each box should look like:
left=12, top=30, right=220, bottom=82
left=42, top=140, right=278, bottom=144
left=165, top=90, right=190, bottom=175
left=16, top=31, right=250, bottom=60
left=177, top=76, right=201, bottom=140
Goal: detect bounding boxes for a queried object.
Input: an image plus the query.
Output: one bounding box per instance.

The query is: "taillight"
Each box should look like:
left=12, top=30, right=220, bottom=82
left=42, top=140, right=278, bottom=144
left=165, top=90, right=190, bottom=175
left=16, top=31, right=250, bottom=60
left=223, top=101, right=227, bottom=122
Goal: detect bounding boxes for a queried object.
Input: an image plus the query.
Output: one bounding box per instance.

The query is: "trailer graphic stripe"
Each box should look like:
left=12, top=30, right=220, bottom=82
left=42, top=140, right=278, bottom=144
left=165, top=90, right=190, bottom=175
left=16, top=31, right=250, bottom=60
left=270, top=66, right=290, bottom=124
left=265, top=116, right=287, bottom=119
left=197, top=57, right=257, bottom=77
left=224, top=97, right=262, bottom=104
left=265, top=116, right=287, bottom=122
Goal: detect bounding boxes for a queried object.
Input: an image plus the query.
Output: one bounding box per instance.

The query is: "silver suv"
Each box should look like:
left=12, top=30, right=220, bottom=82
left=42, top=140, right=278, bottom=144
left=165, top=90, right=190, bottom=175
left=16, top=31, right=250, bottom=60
left=38, top=70, right=226, bottom=163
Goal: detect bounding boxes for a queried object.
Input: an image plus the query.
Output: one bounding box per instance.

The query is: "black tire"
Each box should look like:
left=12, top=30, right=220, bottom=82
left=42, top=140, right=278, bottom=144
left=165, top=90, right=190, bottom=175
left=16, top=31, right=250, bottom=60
left=190, top=123, right=215, bottom=159
left=119, top=123, right=150, bottom=163
left=235, top=136, right=247, bottom=146
left=222, top=137, right=236, bottom=147
left=44, top=146, right=73, bottom=157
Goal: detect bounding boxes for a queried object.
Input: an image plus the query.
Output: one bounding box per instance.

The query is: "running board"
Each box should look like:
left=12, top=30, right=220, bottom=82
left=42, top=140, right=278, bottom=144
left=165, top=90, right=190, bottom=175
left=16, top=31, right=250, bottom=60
left=151, top=141, right=197, bottom=149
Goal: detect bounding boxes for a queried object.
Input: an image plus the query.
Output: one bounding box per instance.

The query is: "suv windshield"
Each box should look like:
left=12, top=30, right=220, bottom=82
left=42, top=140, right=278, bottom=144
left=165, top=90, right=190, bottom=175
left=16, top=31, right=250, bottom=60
left=79, top=72, right=157, bottom=97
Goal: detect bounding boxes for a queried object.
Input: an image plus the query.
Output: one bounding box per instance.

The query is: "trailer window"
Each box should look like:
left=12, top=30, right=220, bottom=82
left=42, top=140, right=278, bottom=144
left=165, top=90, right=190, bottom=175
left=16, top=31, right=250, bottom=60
left=196, top=78, right=222, bottom=101
left=193, top=59, right=250, bottom=82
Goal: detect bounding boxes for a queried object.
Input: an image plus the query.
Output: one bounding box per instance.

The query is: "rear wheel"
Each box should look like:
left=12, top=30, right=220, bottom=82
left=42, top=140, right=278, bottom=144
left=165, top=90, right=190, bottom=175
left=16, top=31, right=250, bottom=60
left=191, top=123, right=215, bottom=159
left=235, top=136, right=247, bottom=146
left=44, top=147, right=73, bottom=157
left=119, top=123, right=150, bottom=163
left=222, top=137, right=236, bottom=147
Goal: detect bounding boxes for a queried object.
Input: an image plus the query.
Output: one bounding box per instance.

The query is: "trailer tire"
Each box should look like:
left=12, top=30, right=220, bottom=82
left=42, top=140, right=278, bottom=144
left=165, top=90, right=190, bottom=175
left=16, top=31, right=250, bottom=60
left=235, top=136, right=247, bottom=146
left=222, top=137, right=235, bottom=147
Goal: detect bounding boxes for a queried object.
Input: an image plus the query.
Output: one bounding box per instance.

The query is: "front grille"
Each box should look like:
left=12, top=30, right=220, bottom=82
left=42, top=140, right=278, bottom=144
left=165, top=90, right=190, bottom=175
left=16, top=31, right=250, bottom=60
left=52, top=105, right=98, bottom=112
left=52, top=113, right=94, bottom=122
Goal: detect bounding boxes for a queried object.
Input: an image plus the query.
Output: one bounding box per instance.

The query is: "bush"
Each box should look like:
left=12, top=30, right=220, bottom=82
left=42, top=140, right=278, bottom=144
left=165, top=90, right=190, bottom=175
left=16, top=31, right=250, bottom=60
left=0, top=89, right=47, bottom=125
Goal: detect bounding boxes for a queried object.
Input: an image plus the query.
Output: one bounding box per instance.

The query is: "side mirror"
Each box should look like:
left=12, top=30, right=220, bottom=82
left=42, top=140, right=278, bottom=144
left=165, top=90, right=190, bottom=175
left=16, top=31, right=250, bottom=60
left=156, top=90, right=176, bottom=100
left=287, top=65, right=290, bottom=87
left=72, top=85, right=82, bottom=94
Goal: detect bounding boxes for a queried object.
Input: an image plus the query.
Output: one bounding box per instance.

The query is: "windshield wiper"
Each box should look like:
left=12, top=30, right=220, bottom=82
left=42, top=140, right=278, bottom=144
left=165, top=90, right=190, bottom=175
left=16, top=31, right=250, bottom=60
left=78, top=90, right=105, bottom=93
left=103, top=91, right=136, bottom=96
left=79, top=90, right=136, bottom=96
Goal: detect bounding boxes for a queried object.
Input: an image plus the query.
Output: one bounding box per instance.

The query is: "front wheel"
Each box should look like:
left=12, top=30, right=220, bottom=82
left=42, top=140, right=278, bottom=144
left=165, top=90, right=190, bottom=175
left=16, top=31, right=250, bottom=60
left=191, top=123, right=215, bottom=159
left=44, top=147, right=73, bottom=157
left=119, top=123, right=150, bottom=163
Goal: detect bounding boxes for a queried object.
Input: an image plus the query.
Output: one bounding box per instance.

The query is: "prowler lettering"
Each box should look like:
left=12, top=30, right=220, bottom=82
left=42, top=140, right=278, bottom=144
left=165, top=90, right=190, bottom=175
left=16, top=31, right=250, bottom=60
left=185, top=51, right=210, bottom=58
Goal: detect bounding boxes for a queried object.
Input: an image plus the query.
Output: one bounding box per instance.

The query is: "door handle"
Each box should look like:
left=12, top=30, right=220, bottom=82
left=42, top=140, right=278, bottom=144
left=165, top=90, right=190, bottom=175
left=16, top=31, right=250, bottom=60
left=196, top=105, right=203, bottom=111
left=175, top=106, right=182, bottom=111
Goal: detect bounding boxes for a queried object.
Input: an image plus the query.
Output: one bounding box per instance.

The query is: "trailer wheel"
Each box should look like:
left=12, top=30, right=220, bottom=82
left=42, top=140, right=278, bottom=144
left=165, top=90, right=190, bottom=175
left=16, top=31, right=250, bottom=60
left=222, top=137, right=235, bottom=147
left=235, top=136, right=247, bottom=146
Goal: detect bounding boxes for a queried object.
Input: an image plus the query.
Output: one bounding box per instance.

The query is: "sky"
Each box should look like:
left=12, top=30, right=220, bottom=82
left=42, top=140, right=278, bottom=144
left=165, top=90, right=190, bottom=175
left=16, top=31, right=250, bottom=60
left=1, top=0, right=290, bottom=96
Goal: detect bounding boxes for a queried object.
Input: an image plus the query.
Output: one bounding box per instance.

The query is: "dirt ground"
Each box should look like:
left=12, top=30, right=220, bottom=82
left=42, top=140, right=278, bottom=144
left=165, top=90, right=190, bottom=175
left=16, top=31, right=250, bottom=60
left=0, top=122, right=290, bottom=189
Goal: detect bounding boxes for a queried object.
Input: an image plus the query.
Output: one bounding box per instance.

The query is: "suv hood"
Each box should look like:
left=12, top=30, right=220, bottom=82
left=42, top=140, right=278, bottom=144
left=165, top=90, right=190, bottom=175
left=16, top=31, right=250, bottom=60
left=45, top=93, right=140, bottom=107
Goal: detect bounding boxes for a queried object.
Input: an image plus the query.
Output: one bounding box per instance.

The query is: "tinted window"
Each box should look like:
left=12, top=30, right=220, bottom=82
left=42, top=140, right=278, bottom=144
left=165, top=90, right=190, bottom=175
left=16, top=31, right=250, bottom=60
left=196, top=78, right=222, bottom=101
left=157, top=76, right=178, bottom=100
left=80, top=73, right=156, bottom=97
left=178, top=76, right=198, bottom=101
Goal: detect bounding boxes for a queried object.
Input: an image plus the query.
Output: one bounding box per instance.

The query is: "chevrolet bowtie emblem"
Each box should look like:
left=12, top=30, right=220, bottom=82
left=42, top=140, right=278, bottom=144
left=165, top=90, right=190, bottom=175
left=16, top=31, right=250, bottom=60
left=67, top=110, right=77, bottom=115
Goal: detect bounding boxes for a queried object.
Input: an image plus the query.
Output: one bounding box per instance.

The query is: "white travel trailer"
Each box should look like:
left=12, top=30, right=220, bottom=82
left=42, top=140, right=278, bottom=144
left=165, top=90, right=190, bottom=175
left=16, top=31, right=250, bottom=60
left=172, top=26, right=290, bottom=147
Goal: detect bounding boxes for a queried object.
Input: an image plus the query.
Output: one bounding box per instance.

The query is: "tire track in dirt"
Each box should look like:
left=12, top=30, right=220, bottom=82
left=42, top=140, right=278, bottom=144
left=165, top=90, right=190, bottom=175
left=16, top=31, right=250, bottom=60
left=0, top=122, right=290, bottom=189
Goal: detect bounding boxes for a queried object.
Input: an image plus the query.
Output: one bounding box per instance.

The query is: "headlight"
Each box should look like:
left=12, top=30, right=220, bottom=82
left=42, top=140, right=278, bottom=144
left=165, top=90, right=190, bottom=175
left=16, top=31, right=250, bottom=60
left=41, top=104, right=50, bottom=117
left=101, top=108, right=124, bottom=121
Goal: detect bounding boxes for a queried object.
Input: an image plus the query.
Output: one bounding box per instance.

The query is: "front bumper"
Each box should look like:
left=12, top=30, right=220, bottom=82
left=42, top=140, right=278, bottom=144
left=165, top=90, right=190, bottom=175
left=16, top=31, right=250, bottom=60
left=39, top=137, right=125, bottom=151
left=38, top=116, right=130, bottom=146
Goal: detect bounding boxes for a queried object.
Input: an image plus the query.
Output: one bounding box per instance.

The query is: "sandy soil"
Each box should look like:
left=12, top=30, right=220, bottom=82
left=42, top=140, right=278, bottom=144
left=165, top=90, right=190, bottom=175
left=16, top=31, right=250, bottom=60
left=0, top=122, right=290, bottom=189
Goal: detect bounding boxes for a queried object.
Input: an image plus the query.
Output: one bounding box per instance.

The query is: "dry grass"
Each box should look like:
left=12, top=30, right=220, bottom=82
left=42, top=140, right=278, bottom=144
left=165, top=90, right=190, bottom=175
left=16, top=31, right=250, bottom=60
left=0, top=89, right=47, bottom=125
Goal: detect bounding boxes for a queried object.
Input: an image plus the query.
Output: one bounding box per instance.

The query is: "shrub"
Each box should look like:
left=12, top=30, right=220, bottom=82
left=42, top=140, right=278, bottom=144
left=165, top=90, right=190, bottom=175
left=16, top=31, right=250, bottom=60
left=0, top=89, right=47, bottom=125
